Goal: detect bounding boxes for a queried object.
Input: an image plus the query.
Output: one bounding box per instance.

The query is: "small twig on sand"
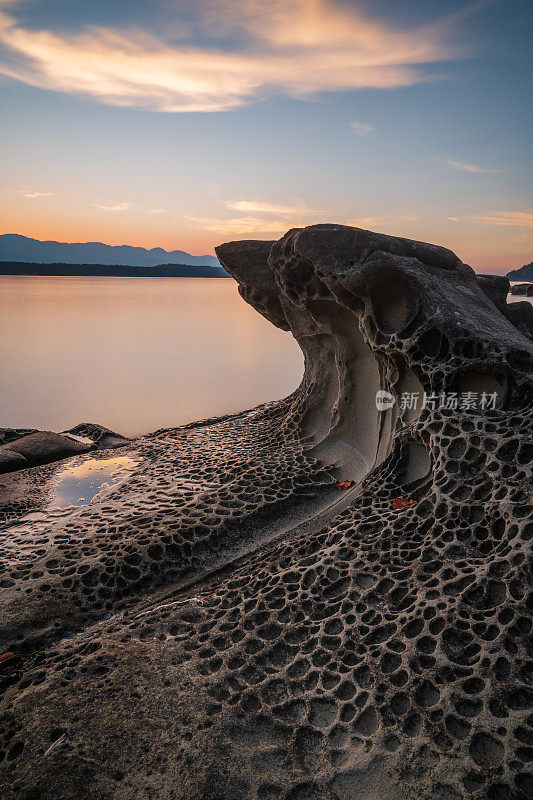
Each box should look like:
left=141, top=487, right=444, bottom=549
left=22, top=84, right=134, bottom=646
left=44, top=733, right=67, bottom=757
left=133, top=596, right=204, bottom=619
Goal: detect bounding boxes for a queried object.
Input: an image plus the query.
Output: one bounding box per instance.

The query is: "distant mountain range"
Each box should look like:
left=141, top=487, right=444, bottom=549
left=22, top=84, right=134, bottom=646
left=507, top=262, right=533, bottom=281
left=0, top=234, right=222, bottom=269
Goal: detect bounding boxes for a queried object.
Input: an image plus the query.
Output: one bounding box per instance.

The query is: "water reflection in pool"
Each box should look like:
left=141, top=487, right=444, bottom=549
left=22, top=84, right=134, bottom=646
left=49, top=456, right=138, bottom=509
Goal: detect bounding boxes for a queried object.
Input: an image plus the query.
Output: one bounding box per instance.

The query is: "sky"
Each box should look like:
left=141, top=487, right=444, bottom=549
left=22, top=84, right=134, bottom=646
left=0, top=0, right=532, bottom=273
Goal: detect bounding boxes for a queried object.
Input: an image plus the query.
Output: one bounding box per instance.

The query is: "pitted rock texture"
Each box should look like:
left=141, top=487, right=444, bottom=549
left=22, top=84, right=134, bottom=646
left=0, top=224, right=531, bottom=800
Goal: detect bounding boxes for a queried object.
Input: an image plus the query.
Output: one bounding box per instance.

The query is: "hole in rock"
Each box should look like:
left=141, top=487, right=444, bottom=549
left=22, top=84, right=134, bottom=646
left=302, top=302, right=390, bottom=485
left=394, top=361, right=424, bottom=425
left=400, top=440, right=432, bottom=486
left=371, top=269, right=419, bottom=333
left=418, top=328, right=447, bottom=358
left=469, top=732, right=504, bottom=768
left=455, top=371, right=507, bottom=408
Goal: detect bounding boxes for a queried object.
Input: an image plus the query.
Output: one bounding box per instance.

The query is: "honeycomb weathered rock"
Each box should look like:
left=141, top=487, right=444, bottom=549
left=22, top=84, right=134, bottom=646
left=0, top=225, right=531, bottom=800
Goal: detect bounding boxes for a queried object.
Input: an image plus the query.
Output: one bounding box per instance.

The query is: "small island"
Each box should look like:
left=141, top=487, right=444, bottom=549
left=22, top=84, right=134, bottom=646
left=0, top=260, right=229, bottom=278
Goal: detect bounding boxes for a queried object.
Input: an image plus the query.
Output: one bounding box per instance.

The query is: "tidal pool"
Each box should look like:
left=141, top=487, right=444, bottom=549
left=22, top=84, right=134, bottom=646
left=49, top=455, right=138, bottom=509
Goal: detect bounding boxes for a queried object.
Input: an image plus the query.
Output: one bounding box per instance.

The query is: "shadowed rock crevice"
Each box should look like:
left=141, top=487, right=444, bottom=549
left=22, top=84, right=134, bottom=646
left=0, top=224, right=531, bottom=800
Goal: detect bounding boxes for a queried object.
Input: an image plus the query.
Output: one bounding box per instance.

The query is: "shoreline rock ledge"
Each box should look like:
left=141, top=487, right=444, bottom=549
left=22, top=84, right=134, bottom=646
left=0, top=224, right=532, bottom=800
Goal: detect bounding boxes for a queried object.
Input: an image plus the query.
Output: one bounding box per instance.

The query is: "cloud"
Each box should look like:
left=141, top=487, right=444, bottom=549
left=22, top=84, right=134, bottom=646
left=93, top=202, right=132, bottom=212
left=188, top=206, right=422, bottom=235
left=224, top=199, right=318, bottom=215
left=445, top=159, right=503, bottom=174
left=351, top=214, right=420, bottom=228
left=22, top=191, right=52, bottom=198
left=349, top=121, right=374, bottom=136
left=0, top=1, right=467, bottom=112
left=472, top=210, right=533, bottom=228
left=5, top=186, right=53, bottom=198
left=147, top=208, right=167, bottom=215
left=186, top=216, right=295, bottom=234
left=191, top=195, right=323, bottom=233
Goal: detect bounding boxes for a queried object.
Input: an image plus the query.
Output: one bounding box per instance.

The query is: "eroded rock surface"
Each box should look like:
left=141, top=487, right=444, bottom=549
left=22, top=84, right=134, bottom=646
left=0, top=225, right=531, bottom=800
left=0, top=432, right=93, bottom=474
left=510, top=283, right=533, bottom=297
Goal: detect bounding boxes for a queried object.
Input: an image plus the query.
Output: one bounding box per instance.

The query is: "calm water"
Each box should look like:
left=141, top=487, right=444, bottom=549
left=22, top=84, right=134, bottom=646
left=1, top=277, right=530, bottom=438
left=0, top=277, right=303, bottom=437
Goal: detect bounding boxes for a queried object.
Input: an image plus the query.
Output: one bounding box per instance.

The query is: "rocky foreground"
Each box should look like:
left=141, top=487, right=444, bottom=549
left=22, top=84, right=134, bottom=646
left=0, top=225, right=532, bottom=800
left=510, top=284, right=533, bottom=297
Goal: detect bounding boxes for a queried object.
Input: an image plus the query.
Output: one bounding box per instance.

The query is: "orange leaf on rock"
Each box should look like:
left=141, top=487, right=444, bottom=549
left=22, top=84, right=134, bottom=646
left=335, top=480, right=354, bottom=491
left=392, top=497, right=417, bottom=510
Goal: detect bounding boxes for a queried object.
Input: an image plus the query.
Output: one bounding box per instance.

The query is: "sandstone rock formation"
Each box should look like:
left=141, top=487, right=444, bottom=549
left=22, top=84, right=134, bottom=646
left=0, top=432, right=94, bottom=474
left=0, top=225, right=531, bottom=800
left=0, top=425, right=131, bottom=475
left=510, top=283, right=533, bottom=297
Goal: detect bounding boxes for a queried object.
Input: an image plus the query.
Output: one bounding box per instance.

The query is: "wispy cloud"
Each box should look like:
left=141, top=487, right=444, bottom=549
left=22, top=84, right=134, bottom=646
left=349, top=121, right=374, bottom=136
left=472, top=210, right=533, bottom=228
left=22, top=191, right=52, bottom=198
left=188, top=211, right=422, bottom=235
left=147, top=208, right=167, bottom=215
left=93, top=202, right=132, bottom=212
left=190, top=195, right=322, bottom=233
left=445, top=159, right=503, bottom=174
left=351, top=214, right=421, bottom=228
left=186, top=216, right=293, bottom=234
left=0, top=1, right=468, bottom=112
left=224, top=199, right=318, bottom=215
left=6, top=186, right=54, bottom=198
